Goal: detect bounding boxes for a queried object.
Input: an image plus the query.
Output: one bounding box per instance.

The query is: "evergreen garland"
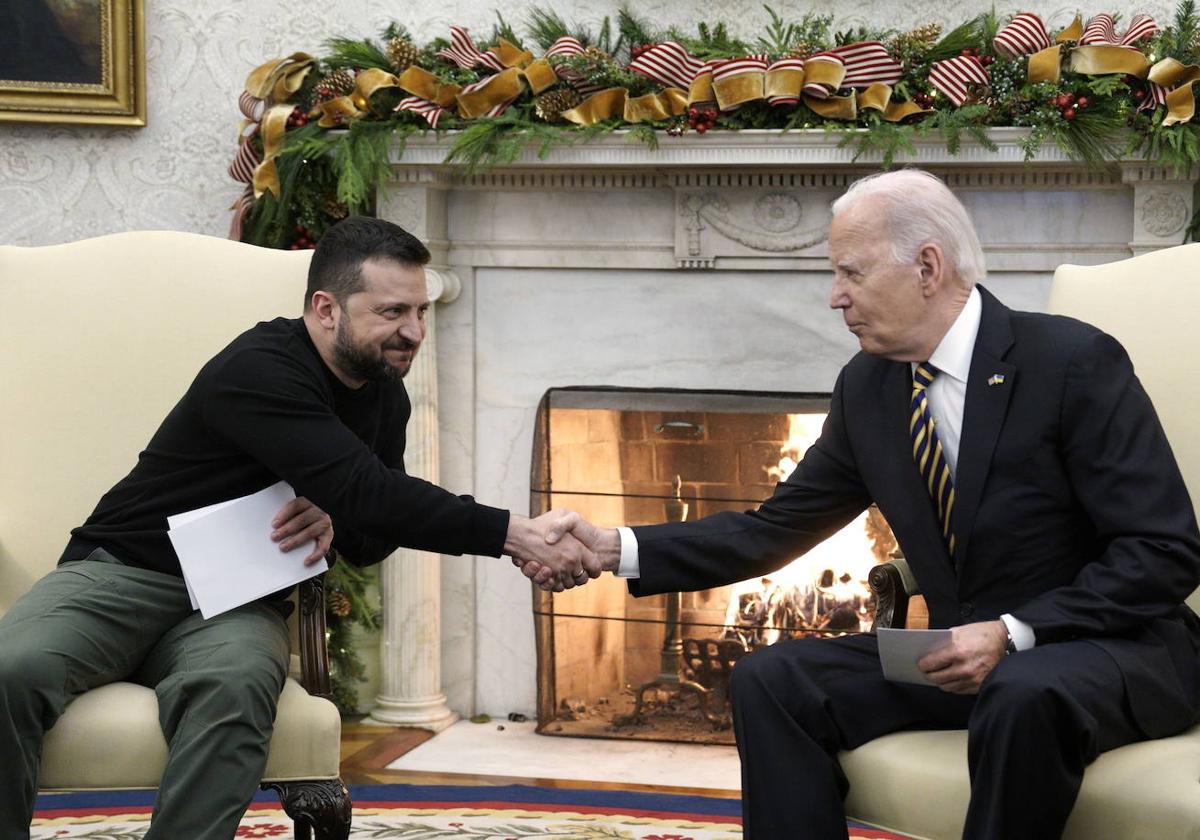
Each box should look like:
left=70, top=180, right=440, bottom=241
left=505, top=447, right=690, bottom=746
left=236, top=2, right=1200, bottom=256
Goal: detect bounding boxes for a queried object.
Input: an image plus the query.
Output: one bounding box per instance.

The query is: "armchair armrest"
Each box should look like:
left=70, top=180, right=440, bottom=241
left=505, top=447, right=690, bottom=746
left=869, top=557, right=921, bottom=631
left=296, top=550, right=334, bottom=700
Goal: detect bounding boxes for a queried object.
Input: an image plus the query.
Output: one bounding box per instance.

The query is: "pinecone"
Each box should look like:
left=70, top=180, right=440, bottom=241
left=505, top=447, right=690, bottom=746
left=580, top=45, right=617, bottom=75
left=386, top=37, right=420, bottom=73
left=324, top=197, right=349, bottom=220
left=788, top=40, right=818, bottom=59
left=534, top=87, right=582, bottom=122
left=313, top=68, right=356, bottom=103
left=328, top=591, right=352, bottom=618
left=906, top=23, right=942, bottom=47
left=889, top=23, right=943, bottom=56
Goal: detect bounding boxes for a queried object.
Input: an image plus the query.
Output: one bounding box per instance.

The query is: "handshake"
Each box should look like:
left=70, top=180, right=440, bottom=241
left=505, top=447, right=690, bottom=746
left=503, top=509, right=620, bottom=591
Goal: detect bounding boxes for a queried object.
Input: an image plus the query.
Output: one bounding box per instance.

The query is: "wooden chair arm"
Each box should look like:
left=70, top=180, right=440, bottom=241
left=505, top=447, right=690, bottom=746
left=869, top=557, right=921, bottom=631
left=297, top=551, right=334, bottom=700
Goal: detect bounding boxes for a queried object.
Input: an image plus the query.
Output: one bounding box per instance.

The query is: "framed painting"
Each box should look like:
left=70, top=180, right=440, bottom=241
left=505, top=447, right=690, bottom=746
left=0, top=0, right=145, bottom=126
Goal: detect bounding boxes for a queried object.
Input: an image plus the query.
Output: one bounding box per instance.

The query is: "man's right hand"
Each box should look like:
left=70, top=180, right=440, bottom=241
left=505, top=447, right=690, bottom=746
left=504, top=510, right=600, bottom=592
left=514, top=511, right=622, bottom=588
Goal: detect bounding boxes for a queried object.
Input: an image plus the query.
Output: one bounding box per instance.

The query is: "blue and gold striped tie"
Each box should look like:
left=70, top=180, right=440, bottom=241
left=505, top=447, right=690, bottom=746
left=911, top=364, right=956, bottom=554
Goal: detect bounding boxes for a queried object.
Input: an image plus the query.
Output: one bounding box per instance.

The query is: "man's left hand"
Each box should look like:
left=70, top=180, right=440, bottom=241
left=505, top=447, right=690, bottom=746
left=918, top=620, right=1008, bottom=694
left=271, top=496, right=334, bottom=566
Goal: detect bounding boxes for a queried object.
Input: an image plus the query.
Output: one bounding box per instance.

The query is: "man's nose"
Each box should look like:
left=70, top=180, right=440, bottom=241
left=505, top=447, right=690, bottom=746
left=398, top=314, right=425, bottom=343
left=829, top=279, right=849, bottom=309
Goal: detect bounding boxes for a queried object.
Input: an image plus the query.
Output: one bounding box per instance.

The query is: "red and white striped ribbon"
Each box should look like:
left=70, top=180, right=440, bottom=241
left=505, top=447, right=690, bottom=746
left=1079, top=13, right=1159, bottom=47
left=227, top=115, right=261, bottom=183
left=228, top=189, right=254, bottom=241
left=928, top=54, right=990, bottom=106
left=766, top=57, right=806, bottom=105
left=628, top=41, right=706, bottom=90
left=544, top=36, right=604, bottom=96
left=830, top=41, right=902, bottom=87
left=396, top=95, right=447, bottom=127
left=545, top=36, right=585, bottom=58
left=1139, top=81, right=1169, bottom=112
left=437, top=26, right=508, bottom=72
left=993, top=12, right=1053, bottom=59
left=710, top=55, right=769, bottom=82
left=239, top=91, right=265, bottom=121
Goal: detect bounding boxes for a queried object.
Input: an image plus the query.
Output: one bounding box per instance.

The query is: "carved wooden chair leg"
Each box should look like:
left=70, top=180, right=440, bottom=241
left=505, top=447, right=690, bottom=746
left=262, top=779, right=352, bottom=840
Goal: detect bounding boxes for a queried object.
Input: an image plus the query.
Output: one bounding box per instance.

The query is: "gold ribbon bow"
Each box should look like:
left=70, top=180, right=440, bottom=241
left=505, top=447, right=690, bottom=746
left=456, top=67, right=525, bottom=119
left=240, top=53, right=315, bottom=199
left=858, top=84, right=934, bottom=122
left=396, top=66, right=459, bottom=107
left=1148, top=58, right=1200, bottom=125
left=244, top=53, right=314, bottom=102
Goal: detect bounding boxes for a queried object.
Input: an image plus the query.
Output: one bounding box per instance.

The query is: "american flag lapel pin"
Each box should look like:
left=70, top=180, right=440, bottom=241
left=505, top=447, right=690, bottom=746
left=987, top=373, right=1006, bottom=386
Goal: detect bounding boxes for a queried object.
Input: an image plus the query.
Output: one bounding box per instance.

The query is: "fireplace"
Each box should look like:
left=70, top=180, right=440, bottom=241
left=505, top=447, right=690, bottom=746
left=529, top=387, right=902, bottom=744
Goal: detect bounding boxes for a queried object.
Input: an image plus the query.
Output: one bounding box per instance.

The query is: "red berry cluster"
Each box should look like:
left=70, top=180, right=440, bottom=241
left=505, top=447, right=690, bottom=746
left=912, top=91, right=935, bottom=108
left=959, top=47, right=995, bottom=67
left=631, top=43, right=652, bottom=60
left=286, top=106, right=309, bottom=129
left=687, top=106, right=718, bottom=133
left=289, top=224, right=317, bottom=250
left=1049, top=91, right=1088, bottom=120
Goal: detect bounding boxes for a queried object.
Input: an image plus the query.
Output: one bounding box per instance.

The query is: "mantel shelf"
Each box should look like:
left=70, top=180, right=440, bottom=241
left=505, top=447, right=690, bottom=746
left=388, top=127, right=1186, bottom=173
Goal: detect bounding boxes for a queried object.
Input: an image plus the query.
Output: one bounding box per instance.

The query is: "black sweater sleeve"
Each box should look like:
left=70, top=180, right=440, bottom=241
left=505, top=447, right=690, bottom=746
left=201, top=341, right=509, bottom=560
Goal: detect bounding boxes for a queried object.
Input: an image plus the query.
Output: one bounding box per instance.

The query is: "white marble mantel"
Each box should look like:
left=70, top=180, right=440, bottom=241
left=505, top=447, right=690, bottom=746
left=367, top=129, right=1197, bottom=720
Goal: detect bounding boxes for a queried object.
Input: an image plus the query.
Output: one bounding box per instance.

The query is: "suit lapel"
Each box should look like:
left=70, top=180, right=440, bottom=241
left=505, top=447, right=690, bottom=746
left=952, top=286, right=1015, bottom=570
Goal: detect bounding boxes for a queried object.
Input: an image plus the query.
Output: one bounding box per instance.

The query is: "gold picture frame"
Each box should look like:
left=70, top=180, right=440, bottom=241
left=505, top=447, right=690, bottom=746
left=0, top=0, right=146, bottom=126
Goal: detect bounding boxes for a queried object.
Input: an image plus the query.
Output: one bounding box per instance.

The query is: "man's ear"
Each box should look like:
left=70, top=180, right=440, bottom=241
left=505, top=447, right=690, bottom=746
left=916, top=242, right=945, bottom=297
left=310, top=290, right=339, bottom=328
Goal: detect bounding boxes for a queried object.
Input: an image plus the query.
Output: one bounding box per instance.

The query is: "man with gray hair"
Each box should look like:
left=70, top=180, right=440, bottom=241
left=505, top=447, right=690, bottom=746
left=531, top=169, right=1200, bottom=838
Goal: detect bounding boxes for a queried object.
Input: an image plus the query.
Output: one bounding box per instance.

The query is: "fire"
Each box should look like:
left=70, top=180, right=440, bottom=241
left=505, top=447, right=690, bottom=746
left=724, top=413, right=886, bottom=644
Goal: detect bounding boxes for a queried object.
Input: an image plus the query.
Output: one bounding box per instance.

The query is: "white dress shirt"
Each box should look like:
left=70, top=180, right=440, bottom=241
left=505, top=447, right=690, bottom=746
left=616, top=287, right=1033, bottom=650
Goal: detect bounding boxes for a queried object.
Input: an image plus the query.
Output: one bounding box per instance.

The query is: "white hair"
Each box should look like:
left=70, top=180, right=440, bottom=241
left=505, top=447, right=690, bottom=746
left=831, top=169, right=986, bottom=288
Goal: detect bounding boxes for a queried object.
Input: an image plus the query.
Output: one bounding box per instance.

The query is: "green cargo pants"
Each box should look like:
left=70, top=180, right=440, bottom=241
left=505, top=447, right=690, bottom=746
left=0, top=549, right=290, bottom=839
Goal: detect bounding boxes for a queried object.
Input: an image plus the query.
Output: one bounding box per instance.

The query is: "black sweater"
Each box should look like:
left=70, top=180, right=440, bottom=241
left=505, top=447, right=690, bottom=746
left=62, top=317, right=509, bottom=577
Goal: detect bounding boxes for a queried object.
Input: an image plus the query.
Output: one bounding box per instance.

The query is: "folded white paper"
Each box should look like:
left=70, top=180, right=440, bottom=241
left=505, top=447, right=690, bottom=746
left=167, top=480, right=326, bottom=619
left=876, top=627, right=953, bottom=685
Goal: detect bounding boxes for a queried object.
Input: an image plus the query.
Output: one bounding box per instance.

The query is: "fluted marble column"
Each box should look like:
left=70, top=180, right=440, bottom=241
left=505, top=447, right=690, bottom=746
left=366, top=267, right=461, bottom=730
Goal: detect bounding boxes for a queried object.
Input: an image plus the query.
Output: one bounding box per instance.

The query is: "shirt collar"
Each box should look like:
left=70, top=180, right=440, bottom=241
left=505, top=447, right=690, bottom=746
left=926, top=287, right=981, bottom=384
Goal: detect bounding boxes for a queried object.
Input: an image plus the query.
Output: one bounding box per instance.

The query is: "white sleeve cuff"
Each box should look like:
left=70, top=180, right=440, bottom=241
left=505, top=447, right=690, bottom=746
left=615, top=526, right=640, bottom=578
left=1000, top=613, right=1035, bottom=651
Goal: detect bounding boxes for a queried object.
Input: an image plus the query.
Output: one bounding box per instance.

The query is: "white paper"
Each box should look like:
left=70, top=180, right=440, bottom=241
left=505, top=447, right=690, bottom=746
left=169, top=497, right=242, bottom=610
left=167, top=481, right=326, bottom=619
left=876, top=628, right=953, bottom=685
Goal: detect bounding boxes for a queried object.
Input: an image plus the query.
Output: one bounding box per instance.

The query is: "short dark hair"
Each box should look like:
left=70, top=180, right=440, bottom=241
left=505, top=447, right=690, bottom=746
left=305, top=216, right=431, bottom=310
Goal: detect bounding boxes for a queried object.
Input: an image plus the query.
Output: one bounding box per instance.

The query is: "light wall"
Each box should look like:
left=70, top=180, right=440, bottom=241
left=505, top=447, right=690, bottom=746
left=0, top=1, right=1175, bottom=245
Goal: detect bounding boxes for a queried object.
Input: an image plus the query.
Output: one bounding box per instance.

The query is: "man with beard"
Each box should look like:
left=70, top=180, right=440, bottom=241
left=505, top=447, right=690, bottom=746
left=0, top=216, right=595, bottom=839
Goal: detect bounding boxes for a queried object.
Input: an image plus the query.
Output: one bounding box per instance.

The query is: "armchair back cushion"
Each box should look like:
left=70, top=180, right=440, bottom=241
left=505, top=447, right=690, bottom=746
left=1049, top=243, right=1200, bottom=611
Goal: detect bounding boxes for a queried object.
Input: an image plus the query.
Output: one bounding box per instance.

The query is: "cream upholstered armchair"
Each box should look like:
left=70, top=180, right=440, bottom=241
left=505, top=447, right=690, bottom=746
left=849, top=244, right=1200, bottom=839
left=0, top=232, right=349, bottom=838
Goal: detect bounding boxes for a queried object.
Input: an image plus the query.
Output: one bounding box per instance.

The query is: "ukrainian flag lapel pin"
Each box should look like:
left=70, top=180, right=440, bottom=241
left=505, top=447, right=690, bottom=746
left=987, top=373, right=1006, bottom=386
